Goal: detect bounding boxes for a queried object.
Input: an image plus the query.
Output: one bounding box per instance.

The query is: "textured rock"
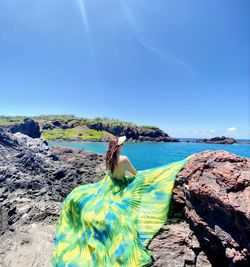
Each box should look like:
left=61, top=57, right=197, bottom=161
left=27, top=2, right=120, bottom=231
left=0, top=128, right=191, bottom=266
left=148, top=221, right=211, bottom=267
left=8, top=118, right=41, bottom=138
left=175, top=150, right=250, bottom=266
left=0, top=223, right=56, bottom=267
left=0, top=128, right=107, bottom=266
left=0, top=128, right=248, bottom=267
left=86, top=121, right=179, bottom=142
left=41, top=119, right=80, bottom=130
left=1, top=117, right=179, bottom=142
left=0, top=127, right=106, bottom=235
left=195, top=136, right=237, bottom=144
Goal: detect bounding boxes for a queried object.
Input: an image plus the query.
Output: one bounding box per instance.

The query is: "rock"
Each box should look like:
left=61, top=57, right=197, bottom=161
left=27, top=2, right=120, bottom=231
left=9, top=118, right=41, bottom=138
left=148, top=222, right=211, bottom=267
left=0, top=128, right=249, bottom=267
left=175, top=150, right=250, bottom=266
left=195, top=136, right=237, bottom=144
left=0, top=127, right=19, bottom=148
left=0, top=128, right=106, bottom=266
left=0, top=223, right=56, bottom=267
left=1, top=117, right=179, bottom=142
left=86, top=121, right=179, bottom=142
left=137, top=128, right=167, bottom=138
left=0, top=128, right=105, bottom=236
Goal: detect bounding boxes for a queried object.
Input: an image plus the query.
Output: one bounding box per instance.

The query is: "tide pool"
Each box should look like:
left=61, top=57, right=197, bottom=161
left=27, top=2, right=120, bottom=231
left=48, top=141, right=250, bottom=171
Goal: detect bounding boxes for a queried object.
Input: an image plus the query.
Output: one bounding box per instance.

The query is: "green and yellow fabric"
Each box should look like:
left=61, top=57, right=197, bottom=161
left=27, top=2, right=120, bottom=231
left=51, top=154, right=194, bottom=267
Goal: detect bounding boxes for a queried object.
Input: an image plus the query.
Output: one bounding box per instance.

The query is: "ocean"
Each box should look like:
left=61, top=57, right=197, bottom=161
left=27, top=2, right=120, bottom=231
left=48, top=140, right=250, bottom=171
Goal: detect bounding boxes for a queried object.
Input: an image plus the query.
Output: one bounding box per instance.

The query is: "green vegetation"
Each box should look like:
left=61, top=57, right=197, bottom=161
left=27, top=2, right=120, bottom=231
left=86, top=116, right=138, bottom=128
left=0, top=115, right=78, bottom=126
left=41, top=126, right=114, bottom=140
left=0, top=116, right=26, bottom=125
left=137, top=125, right=160, bottom=131
left=88, top=117, right=159, bottom=130
left=33, top=115, right=78, bottom=125
left=0, top=115, right=161, bottom=136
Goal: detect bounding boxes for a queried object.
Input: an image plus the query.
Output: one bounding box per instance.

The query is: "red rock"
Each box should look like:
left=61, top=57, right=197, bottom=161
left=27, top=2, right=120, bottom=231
left=175, top=150, right=250, bottom=267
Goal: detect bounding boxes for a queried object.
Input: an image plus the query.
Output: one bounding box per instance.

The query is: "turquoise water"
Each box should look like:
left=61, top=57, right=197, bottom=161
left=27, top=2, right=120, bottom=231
left=48, top=141, right=250, bottom=170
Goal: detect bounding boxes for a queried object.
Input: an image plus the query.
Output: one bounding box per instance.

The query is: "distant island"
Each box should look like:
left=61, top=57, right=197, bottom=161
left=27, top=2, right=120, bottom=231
left=0, top=115, right=247, bottom=144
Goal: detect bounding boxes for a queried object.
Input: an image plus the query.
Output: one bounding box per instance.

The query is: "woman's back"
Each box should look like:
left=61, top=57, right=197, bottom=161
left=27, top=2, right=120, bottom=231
left=109, top=155, right=137, bottom=180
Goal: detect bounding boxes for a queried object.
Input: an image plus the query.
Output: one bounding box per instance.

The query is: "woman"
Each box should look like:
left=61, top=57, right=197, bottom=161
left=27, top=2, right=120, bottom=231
left=51, top=136, right=194, bottom=267
left=105, top=136, right=138, bottom=180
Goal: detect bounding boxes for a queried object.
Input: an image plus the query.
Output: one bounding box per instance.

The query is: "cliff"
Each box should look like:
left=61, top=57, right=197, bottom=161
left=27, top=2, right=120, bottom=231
left=0, top=115, right=179, bottom=142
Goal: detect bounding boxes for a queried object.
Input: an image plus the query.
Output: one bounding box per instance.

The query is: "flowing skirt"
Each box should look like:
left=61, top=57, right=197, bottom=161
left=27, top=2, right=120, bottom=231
left=51, top=154, right=195, bottom=267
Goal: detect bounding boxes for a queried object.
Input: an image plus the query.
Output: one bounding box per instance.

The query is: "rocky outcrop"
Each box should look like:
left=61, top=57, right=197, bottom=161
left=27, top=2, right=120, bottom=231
left=42, top=119, right=80, bottom=130
left=0, top=127, right=105, bottom=235
left=0, top=117, right=179, bottom=142
left=6, top=118, right=41, bottom=138
left=0, top=128, right=207, bottom=267
left=0, top=128, right=107, bottom=267
left=174, top=150, right=250, bottom=266
left=86, top=121, right=179, bottom=142
left=0, top=128, right=249, bottom=267
left=195, top=136, right=237, bottom=144
left=148, top=222, right=211, bottom=267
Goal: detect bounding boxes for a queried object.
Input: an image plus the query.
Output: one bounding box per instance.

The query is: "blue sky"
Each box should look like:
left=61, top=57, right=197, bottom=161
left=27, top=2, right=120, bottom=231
left=0, top=0, right=249, bottom=139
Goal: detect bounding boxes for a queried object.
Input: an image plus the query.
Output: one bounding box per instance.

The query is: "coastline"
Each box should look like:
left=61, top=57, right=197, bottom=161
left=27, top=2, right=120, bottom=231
left=47, top=138, right=250, bottom=145
left=1, top=128, right=249, bottom=266
left=2, top=116, right=248, bottom=145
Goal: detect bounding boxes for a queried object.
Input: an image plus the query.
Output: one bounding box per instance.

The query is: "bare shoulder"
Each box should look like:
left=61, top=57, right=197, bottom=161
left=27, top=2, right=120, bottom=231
left=119, top=155, right=128, bottom=162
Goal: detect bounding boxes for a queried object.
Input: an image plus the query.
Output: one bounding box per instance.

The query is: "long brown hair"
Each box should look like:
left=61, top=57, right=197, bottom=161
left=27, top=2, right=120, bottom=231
left=105, top=138, right=119, bottom=174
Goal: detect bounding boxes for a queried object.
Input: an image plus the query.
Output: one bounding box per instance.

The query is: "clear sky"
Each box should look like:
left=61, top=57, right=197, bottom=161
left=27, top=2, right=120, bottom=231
left=0, top=0, right=249, bottom=139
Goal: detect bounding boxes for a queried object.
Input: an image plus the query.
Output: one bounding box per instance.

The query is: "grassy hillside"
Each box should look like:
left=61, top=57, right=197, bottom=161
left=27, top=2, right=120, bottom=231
left=0, top=115, right=160, bottom=131
left=0, top=115, right=163, bottom=141
left=41, top=126, right=114, bottom=140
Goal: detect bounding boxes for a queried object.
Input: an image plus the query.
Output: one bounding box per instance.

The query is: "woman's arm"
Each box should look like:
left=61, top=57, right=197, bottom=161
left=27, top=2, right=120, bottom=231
left=124, top=156, right=138, bottom=176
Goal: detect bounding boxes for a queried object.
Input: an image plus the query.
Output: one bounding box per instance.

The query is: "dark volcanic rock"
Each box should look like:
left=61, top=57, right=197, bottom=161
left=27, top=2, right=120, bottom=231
left=8, top=118, right=41, bottom=138
left=195, top=136, right=237, bottom=144
left=137, top=128, right=167, bottom=138
left=0, top=128, right=19, bottom=148
left=41, top=119, right=81, bottom=131
left=86, top=121, right=179, bottom=142
left=0, top=128, right=248, bottom=266
left=174, top=150, right=250, bottom=267
left=0, top=128, right=106, bottom=235
left=50, top=146, right=106, bottom=184
left=0, top=127, right=107, bottom=266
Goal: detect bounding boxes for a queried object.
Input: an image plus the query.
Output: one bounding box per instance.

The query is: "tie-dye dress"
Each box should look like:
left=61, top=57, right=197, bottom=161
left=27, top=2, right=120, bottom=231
left=51, top=154, right=194, bottom=267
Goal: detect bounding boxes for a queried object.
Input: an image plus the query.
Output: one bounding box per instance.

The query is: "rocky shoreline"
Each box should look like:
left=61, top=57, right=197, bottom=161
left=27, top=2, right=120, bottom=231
left=0, top=127, right=249, bottom=266
left=180, top=136, right=248, bottom=145
left=50, top=138, right=249, bottom=145
left=1, top=117, right=246, bottom=144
